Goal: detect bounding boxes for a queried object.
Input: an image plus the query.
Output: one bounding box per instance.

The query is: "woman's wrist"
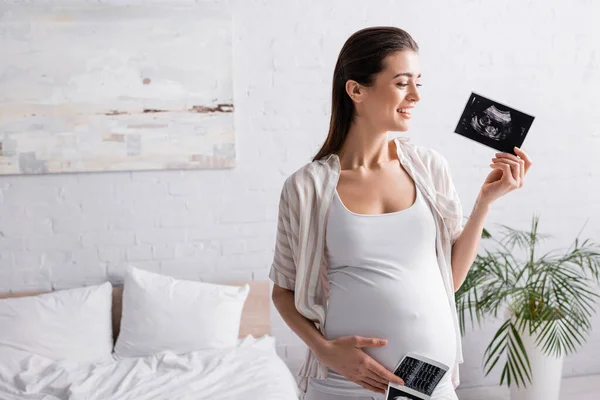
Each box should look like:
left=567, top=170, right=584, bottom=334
left=475, top=191, right=493, bottom=212
left=311, top=337, right=331, bottom=360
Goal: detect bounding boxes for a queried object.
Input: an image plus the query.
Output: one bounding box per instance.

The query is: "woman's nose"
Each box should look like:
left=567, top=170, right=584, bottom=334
left=408, top=88, right=420, bottom=102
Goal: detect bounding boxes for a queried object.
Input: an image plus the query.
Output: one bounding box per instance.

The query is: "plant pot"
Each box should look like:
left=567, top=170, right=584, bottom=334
left=507, top=312, right=564, bottom=400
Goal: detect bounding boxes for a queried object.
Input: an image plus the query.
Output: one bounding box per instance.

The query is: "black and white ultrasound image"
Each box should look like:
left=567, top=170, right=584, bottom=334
left=454, top=92, right=534, bottom=155
left=393, top=356, right=447, bottom=396
left=386, top=385, right=424, bottom=400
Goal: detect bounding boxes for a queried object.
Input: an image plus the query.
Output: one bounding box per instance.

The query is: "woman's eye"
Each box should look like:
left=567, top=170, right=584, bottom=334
left=397, top=83, right=423, bottom=88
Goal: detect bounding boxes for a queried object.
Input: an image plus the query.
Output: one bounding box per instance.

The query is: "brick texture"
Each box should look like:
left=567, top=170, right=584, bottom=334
left=0, top=0, right=599, bottom=389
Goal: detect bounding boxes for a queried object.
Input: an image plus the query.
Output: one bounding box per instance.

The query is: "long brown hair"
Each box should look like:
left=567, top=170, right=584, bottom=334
left=312, top=26, right=419, bottom=162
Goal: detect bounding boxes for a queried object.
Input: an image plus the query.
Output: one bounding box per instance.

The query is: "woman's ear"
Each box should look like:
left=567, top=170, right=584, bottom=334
left=345, top=80, right=363, bottom=102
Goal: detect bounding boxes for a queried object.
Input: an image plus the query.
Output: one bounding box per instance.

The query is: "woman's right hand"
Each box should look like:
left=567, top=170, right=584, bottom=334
left=315, top=335, right=405, bottom=395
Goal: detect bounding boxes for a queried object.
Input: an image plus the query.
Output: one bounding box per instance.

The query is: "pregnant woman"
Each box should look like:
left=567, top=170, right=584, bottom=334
left=270, top=26, right=532, bottom=400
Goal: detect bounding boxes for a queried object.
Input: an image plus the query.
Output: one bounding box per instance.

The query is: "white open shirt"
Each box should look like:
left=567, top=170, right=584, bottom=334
left=269, top=136, right=466, bottom=398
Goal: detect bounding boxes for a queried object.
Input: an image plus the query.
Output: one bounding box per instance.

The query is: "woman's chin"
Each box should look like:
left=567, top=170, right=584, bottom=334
left=395, top=122, right=410, bottom=132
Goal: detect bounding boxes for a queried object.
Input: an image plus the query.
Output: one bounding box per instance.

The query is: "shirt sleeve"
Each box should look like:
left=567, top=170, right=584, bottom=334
left=432, top=150, right=465, bottom=246
left=269, top=180, right=297, bottom=291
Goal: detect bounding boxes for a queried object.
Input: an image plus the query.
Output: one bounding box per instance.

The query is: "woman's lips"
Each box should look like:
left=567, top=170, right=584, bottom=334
left=398, top=110, right=412, bottom=119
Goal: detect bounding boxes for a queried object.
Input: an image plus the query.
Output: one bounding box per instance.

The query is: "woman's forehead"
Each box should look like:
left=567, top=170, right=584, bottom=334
left=383, top=51, right=421, bottom=77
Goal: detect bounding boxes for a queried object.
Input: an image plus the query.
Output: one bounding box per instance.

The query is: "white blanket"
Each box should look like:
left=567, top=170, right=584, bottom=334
left=0, top=336, right=299, bottom=400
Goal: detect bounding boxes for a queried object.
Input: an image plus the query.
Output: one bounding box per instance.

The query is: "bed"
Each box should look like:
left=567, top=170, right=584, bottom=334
left=0, top=280, right=299, bottom=400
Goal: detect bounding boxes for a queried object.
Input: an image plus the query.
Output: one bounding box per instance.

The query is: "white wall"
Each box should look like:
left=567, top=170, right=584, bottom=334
left=1, top=0, right=599, bottom=389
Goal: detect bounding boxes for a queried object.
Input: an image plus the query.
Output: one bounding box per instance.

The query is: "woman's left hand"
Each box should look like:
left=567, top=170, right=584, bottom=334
left=478, top=146, right=533, bottom=206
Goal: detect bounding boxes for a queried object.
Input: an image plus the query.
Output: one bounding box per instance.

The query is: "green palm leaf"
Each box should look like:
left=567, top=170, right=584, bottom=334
left=483, top=318, right=532, bottom=388
left=455, top=215, right=600, bottom=388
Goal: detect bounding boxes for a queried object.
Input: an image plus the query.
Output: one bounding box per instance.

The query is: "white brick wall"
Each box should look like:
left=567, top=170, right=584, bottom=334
left=1, top=0, right=600, bottom=389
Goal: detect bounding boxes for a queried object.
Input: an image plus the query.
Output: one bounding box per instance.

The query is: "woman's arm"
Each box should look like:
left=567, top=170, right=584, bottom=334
left=451, top=146, right=532, bottom=291
left=271, top=285, right=329, bottom=357
left=271, top=285, right=406, bottom=394
left=450, top=195, right=491, bottom=291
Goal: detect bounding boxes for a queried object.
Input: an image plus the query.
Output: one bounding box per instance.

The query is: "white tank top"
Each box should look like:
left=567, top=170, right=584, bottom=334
left=309, top=184, right=456, bottom=396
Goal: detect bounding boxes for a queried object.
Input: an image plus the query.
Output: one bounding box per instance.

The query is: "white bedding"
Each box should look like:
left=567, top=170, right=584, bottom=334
left=0, top=336, right=299, bottom=400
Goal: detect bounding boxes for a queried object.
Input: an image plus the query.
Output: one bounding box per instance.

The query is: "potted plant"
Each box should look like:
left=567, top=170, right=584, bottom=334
left=455, top=214, right=600, bottom=400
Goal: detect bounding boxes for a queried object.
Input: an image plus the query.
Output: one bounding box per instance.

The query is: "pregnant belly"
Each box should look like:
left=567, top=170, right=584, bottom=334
left=323, top=266, right=457, bottom=373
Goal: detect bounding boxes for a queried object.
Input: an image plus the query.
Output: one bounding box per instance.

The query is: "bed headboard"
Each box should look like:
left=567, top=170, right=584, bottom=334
left=0, top=280, right=271, bottom=342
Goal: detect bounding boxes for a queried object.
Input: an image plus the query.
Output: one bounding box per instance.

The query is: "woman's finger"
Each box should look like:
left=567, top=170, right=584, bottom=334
left=491, top=158, right=520, bottom=183
left=357, top=379, right=385, bottom=394
left=365, top=365, right=392, bottom=387
left=519, top=158, right=525, bottom=186
left=490, top=163, right=519, bottom=188
left=367, top=361, right=405, bottom=386
left=496, top=150, right=529, bottom=179
left=495, top=152, right=521, bottom=163
left=513, top=147, right=533, bottom=173
left=362, top=375, right=387, bottom=392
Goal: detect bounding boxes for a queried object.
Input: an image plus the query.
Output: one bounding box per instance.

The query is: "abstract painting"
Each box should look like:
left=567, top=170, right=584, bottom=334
left=0, top=3, right=235, bottom=175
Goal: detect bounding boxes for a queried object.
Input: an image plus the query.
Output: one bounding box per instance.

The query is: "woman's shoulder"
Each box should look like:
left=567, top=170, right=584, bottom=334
left=397, top=139, right=450, bottom=175
left=280, top=156, right=334, bottom=195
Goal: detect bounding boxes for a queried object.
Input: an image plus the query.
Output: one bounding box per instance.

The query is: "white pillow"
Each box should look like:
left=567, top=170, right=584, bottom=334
left=114, top=266, right=250, bottom=358
left=0, top=282, right=113, bottom=363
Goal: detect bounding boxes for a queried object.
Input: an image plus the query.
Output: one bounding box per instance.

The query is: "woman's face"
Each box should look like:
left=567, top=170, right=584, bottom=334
left=354, top=50, right=421, bottom=132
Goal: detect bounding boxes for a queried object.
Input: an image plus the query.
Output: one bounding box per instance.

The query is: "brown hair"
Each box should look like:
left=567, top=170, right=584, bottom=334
left=312, top=26, right=419, bottom=162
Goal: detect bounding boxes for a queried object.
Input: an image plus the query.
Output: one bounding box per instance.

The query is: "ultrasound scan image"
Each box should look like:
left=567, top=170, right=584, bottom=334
left=386, top=385, right=424, bottom=400
left=454, top=92, right=534, bottom=155
left=393, top=356, right=446, bottom=396
left=470, top=104, right=513, bottom=141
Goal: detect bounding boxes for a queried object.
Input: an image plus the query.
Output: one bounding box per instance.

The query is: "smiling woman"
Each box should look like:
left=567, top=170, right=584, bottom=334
left=270, top=26, right=468, bottom=400
left=312, top=29, right=421, bottom=163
